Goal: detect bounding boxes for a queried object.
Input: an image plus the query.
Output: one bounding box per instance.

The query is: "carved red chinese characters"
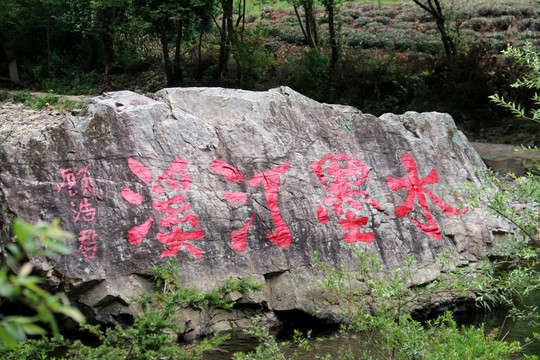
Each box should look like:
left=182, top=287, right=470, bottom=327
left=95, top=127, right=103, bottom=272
left=312, top=154, right=381, bottom=244
left=210, top=159, right=292, bottom=252
left=58, top=163, right=99, bottom=258
left=387, top=153, right=468, bottom=240
left=56, top=152, right=471, bottom=261
left=122, top=158, right=204, bottom=258
left=78, top=229, right=99, bottom=259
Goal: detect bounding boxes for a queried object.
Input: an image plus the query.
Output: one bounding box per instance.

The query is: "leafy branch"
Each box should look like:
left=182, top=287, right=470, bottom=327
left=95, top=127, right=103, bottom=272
left=489, top=42, right=540, bottom=125
left=0, top=219, right=85, bottom=349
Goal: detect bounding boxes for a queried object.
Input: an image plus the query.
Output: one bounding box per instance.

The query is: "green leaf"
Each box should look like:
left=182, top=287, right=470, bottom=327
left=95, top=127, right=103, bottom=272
left=0, top=325, right=19, bottom=349
left=18, top=262, right=33, bottom=278
left=58, top=306, right=86, bottom=324
left=44, top=240, right=72, bottom=255
left=12, top=219, right=35, bottom=244
left=20, top=323, right=46, bottom=336
left=23, top=280, right=48, bottom=297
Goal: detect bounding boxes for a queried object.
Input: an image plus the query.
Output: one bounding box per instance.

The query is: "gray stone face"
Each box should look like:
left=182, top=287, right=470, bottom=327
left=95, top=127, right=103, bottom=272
left=471, top=142, right=540, bottom=176
left=0, top=87, right=510, bottom=333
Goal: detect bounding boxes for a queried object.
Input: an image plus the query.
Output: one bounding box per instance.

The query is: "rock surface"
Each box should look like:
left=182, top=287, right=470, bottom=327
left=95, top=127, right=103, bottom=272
left=0, top=87, right=510, bottom=334
left=471, top=142, right=540, bottom=176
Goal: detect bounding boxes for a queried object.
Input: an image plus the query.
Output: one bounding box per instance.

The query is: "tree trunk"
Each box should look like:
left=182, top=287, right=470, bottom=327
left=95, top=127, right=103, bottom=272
left=304, top=0, right=319, bottom=50
left=99, top=8, right=116, bottom=82
left=412, top=0, right=456, bottom=57
left=235, top=0, right=246, bottom=40
left=224, top=0, right=235, bottom=48
left=0, top=44, right=8, bottom=78
left=173, top=19, right=183, bottom=84
left=215, top=0, right=233, bottom=80
left=197, top=31, right=203, bottom=78
left=101, top=31, right=115, bottom=81
left=326, top=2, right=339, bottom=69
left=159, top=20, right=173, bottom=86
left=436, top=18, right=456, bottom=57
left=293, top=1, right=319, bottom=50
left=47, top=17, right=52, bottom=76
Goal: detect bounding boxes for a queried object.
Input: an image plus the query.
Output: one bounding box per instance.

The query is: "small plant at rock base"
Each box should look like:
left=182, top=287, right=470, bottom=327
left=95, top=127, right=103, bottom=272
left=232, top=316, right=294, bottom=360
left=149, top=259, right=181, bottom=293
left=143, top=261, right=265, bottom=311
left=0, top=258, right=265, bottom=359
left=237, top=247, right=528, bottom=359
left=311, top=248, right=526, bottom=359
left=8, top=90, right=61, bottom=110
left=452, top=164, right=540, bottom=355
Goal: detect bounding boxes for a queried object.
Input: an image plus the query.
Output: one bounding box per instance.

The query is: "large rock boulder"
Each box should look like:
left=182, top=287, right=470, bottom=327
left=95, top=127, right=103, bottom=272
left=0, top=87, right=509, bottom=334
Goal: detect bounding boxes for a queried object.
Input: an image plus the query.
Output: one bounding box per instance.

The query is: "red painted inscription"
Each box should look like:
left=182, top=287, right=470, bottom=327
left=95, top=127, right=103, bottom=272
left=313, top=154, right=381, bottom=244
left=211, top=160, right=292, bottom=252
left=58, top=163, right=99, bottom=258
left=387, top=153, right=468, bottom=240
left=122, top=158, right=204, bottom=258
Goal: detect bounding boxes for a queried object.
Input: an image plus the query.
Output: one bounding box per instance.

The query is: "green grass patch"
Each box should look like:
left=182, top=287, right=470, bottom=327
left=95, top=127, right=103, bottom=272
left=10, top=90, right=83, bottom=111
left=0, top=90, right=9, bottom=102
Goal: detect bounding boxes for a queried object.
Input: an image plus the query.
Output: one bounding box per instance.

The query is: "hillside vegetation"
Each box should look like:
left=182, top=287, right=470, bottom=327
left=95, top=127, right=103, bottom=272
left=1, top=0, right=540, bottom=144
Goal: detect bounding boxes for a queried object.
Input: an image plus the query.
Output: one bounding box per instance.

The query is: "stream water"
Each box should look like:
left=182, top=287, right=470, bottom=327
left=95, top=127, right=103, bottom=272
left=202, top=290, right=540, bottom=359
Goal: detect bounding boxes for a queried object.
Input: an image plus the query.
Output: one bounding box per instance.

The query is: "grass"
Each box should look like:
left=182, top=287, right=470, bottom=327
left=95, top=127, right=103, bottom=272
left=10, top=90, right=84, bottom=111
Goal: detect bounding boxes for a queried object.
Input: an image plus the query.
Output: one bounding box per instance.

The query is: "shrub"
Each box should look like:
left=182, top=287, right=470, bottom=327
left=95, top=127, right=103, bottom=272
left=234, top=30, right=276, bottom=89
left=0, top=219, right=84, bottom=349
left=235, top=247, right=529, bottom=359
left=395, top=11, right=418, bottom=23
left=30, top=91, right=58, bottom=110
left=0, top=90, right=8, bottom=102
left=287, top=49, right=330, bottom=102
left=393, top=33, right=416, bottom=52
left=520, top=30, right=540, bottom=41
left=1, top=258, right=264, bottom=359
left=373, top=15, right=391, bottom=25
left=353, top=16, right=370, bottom=28
left=341, top=28, right=363, bottom=47
left=413, top=37, right=443, bottom=55
left=477, top=1, right=535, bottom=18
left=343, top=9, right=361, bottom=19
left=465, top=17, right=490, bottom=32
left=489, top=42, right=540, bottom=127
left=490, top=15, right=516, bottom=31
left=12, top=90, right=32, bottom=104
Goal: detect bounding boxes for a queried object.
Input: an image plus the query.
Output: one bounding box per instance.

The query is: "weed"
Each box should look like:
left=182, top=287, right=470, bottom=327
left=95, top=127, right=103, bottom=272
left=12, top=90, right=32, bottom=104
left=29, top=91, right=58, bottom=110
left=56, top=98, right=85, bottom=111
left=0, top=257, right=264, bottom=359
